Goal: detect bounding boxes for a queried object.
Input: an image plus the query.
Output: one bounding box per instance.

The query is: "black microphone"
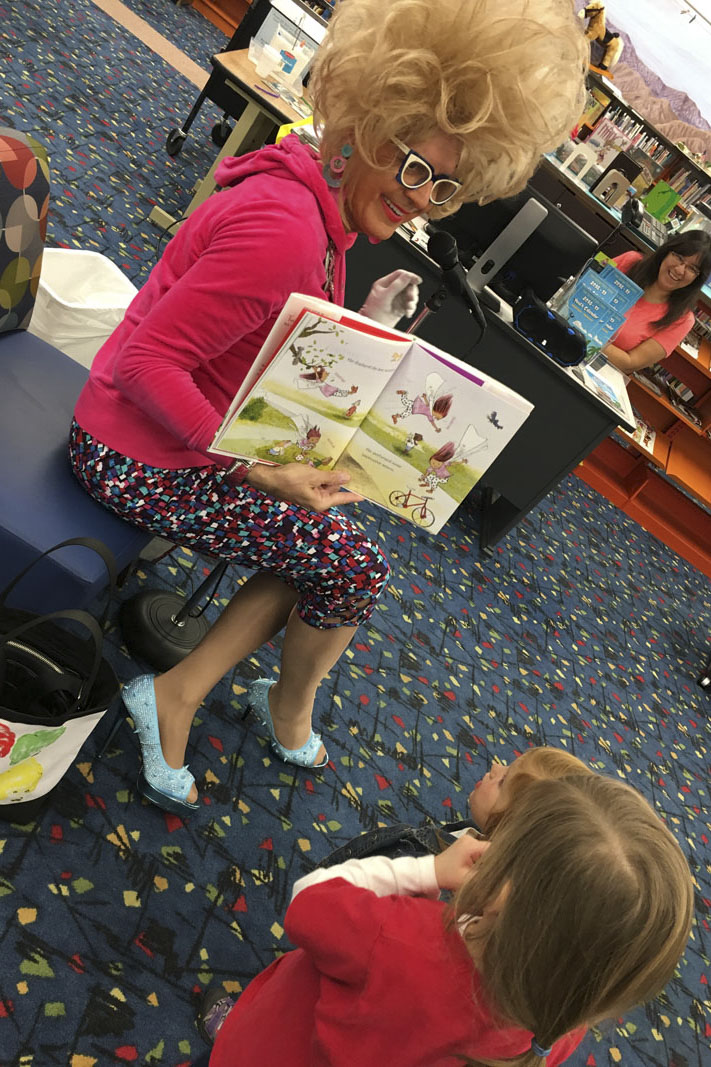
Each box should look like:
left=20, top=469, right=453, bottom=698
left=427, top=231, right=487, bottom=334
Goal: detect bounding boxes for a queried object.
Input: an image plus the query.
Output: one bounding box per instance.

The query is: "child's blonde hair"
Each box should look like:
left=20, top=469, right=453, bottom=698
left=455, top=775, right=693, bottom=1067
left=310, top=0, right=588, bottom=215
left=483, top=746, right=593, bottom=832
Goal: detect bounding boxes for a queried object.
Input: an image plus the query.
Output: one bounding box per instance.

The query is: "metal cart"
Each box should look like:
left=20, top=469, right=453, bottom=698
left=165, top=0, right=326, bottom=156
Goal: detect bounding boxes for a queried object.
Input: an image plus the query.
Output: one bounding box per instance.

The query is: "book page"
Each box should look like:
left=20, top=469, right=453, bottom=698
left=574, top=362, right=631, bottom=420
left=210, top=310, right=413, bottom=466
left=337, top=340, right=533, bottom=534
left=218, top=292, right=409, bottom=429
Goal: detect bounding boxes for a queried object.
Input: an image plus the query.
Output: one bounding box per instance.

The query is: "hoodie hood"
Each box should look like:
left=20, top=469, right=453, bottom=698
left=215, top=134, right=351, bottom=255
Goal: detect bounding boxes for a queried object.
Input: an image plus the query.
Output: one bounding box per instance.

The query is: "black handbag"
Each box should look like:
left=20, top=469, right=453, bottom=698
left=0, top=538, right=120, bottom=821
left=315, top=819, right=481, bottom=869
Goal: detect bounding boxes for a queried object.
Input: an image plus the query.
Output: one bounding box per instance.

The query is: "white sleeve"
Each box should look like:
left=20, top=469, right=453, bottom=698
left=291, top=853, right=439, bottom=902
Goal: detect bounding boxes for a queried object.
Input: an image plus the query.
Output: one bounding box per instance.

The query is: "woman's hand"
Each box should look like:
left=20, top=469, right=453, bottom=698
left=434, top=833, right=489, bottom=892
left=248, top=462, right=364, bottom=512
left=601, top=338, right=665, bottom=374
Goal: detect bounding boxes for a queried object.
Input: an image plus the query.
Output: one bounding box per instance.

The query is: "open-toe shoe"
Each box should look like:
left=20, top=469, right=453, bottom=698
left=122, top=674, right=199, bottom=814
left=246, top=678, right=328, bottom=769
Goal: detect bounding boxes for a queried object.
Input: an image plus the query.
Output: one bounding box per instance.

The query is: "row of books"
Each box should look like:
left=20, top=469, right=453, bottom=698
left=634, top=364, right=696, bottom=403
left=600, top=108, right=674, bottom=167
left=693, top=306, right=711, bottom=339
left=581, top=121, right=705, bottom=212
left=632, top=364, right=696, bottom=422
left=663, top=166, right=711, bottom=210
left=588, top=102, right=711, bottom=212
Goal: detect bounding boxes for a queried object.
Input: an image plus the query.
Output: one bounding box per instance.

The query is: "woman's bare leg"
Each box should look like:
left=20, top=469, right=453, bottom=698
left=266, top=607, right=357, bottom=756
left=151, top=574, right=357, bottom=796
left=153, top=573, right=299, bottom=799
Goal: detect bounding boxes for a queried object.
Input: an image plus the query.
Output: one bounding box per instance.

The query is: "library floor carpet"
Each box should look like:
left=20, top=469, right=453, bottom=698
left=1, top=2, right=710, bottom=1065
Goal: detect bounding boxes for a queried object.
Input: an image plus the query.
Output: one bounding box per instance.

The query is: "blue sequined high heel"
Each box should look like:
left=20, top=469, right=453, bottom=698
left=246, top=678, right=328, bottom=769
left=122, top=674, right=199, bottom=814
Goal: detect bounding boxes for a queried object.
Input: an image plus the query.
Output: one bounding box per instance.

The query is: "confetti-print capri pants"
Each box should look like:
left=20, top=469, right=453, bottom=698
left=68, top=421, right=390, bottom=629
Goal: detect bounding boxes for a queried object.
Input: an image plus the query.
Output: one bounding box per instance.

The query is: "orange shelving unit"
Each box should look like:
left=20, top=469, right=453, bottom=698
left=576, top=293, right=711, bottom=578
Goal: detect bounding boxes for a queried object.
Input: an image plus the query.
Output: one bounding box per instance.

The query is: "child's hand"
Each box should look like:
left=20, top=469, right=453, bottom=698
left=434, top=834, right=489, bottom=892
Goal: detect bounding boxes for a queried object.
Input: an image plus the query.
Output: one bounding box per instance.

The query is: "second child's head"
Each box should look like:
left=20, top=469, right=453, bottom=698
left=468, top=746, right=593, bottom=831
left=456, top=775, right=693, bottom=1066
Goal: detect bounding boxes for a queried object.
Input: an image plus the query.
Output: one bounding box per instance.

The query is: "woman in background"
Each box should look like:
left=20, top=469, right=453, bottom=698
left=602, top=229, right=711, bottom=375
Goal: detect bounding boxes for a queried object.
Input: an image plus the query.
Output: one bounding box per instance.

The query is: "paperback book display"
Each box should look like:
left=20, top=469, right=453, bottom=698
left=551, top=254, right=643, bottom=360
left=549, top=255, right=642, bottom=419
left=211, top=294, right=533, bottom=533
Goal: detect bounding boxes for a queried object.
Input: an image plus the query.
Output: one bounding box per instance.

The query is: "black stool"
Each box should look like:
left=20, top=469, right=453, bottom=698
left=120, top=560, right=229, bottom=672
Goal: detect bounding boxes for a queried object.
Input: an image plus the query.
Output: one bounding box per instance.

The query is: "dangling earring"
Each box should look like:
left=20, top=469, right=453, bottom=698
left=323, top=144, right=353, bottom=188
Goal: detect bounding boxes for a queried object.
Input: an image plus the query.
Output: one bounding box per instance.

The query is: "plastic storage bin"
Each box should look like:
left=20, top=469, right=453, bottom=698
left=27, top=248, right=137, bottom=368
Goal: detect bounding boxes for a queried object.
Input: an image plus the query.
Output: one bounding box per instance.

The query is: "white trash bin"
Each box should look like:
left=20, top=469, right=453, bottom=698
left=28, top=248, right=138, bottom=368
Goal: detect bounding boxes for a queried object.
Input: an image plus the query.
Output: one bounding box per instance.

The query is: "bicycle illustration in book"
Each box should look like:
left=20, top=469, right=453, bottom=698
left=389, top=424, right=488, bottom=527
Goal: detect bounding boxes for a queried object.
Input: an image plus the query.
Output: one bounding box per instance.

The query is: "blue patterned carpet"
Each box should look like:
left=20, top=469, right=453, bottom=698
left=1, top=3, right=710, bottom=1066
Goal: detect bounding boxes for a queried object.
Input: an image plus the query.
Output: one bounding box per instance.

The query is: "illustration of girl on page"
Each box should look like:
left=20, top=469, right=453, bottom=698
left=391, top=372, right=453, bottom=433
left=293, top=416, right=322, bottom=462
left=298, top=365, right=359, bottom=399
left=418, top=424, right=488, bottom=493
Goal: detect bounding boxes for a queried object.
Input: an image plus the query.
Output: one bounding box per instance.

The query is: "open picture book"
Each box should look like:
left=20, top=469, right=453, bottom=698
left=211, top=293, right=534, bottom=534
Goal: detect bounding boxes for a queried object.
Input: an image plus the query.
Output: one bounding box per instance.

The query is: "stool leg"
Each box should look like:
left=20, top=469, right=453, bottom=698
left=95, top=707, right=126, bottom=760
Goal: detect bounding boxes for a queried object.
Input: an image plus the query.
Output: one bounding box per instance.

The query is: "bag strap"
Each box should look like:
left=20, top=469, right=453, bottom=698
left=0, top=609, right=105, bottom=713
left=0, top=537, right=119, bottom=628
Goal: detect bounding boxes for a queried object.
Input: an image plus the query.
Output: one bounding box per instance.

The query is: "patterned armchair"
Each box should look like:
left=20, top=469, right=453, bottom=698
left=0, top=129, right=49, bottom=334
left=0, top=127, right=149, bottom=611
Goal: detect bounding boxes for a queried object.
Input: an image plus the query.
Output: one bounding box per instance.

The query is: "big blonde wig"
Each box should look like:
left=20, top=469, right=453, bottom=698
left=310, top=0, right=589, bottom=216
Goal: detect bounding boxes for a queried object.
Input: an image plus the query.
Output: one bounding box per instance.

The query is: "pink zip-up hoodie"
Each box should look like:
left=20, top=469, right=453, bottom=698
left=73, top=135, right=355, bottom=469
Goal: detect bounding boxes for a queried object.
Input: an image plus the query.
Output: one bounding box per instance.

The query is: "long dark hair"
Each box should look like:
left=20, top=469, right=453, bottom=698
left=626, top=229, right=711, bottom=328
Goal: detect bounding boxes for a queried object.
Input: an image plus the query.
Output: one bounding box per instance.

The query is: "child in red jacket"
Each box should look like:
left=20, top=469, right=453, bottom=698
left=194, top=772, right=692, bottom=1067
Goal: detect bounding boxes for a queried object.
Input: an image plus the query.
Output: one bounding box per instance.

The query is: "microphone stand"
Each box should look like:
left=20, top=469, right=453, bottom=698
left=406, top=283, right=448, bottom=334
left=404, top=231, right=488, bottom=343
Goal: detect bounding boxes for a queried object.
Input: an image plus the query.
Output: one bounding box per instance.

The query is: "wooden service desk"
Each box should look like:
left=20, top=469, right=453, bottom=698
left=149, top=49, right=309, bottom=233
left=345, top=232, right=635, bottom=553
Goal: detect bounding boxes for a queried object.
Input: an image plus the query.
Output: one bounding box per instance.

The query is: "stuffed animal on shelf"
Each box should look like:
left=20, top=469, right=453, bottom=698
left=578, top=2, right=624, bottom=71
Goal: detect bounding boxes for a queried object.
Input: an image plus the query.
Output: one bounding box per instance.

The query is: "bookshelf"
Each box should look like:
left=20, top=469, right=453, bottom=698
left=577, top=289, right=711, bottom=578
left=578, top=73, right=711, bottom=225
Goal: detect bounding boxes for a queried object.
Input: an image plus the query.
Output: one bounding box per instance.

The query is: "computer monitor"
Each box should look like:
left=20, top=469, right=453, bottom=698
left=433, top=185, right=598, bottom=304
